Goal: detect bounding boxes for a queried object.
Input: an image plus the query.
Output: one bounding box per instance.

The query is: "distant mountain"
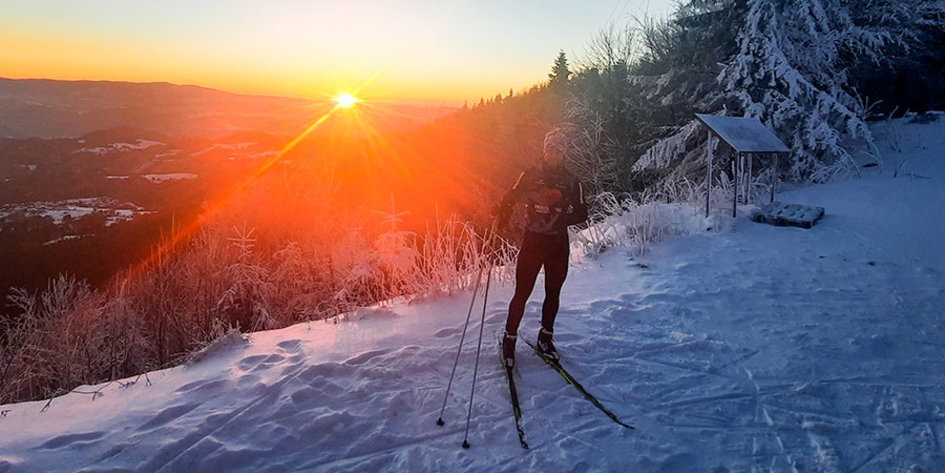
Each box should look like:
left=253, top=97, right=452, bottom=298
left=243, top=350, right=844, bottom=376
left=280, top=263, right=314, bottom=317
left=0, top=78, right=458, bottom=139
left=0, top=80, right=460, bottom=299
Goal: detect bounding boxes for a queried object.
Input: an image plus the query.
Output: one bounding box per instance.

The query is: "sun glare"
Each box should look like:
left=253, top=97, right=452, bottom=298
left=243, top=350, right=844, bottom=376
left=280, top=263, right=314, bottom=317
left=335, top=93, right=359, bottom=108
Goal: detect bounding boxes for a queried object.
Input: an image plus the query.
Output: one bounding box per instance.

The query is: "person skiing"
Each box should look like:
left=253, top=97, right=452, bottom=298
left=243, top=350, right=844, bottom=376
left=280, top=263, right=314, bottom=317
left=496, top=127, right=587, bottom=367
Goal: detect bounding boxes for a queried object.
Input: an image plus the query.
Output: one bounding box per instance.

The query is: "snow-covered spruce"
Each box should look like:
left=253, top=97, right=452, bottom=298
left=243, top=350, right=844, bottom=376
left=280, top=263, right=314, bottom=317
left=633, top=0, right=945, bottom=184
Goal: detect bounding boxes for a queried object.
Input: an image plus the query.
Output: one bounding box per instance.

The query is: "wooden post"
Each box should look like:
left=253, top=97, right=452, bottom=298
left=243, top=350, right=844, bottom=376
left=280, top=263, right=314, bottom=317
left=732, top=156, right=738, bottom=218
left=739, top=153, right=745, bottom=206
left=770, top=153, right=777, bottom=203
left=747, top=153, right=753, bottom=205
left=705, top=130, right=712, bottom=218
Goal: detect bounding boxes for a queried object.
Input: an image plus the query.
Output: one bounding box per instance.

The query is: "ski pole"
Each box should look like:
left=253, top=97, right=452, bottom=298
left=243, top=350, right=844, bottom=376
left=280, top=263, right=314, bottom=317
left=461, top=221, right=499, bottom=448
left=436, top=264, right=485, bottom=426
left=436, top=219, right=500, bottom=428
left=462, top=255, right=493, bottom=449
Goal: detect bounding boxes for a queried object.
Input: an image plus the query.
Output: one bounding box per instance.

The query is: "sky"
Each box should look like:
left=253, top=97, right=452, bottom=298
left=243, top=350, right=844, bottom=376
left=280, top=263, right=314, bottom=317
left=0, top=0, right=676, bottom=105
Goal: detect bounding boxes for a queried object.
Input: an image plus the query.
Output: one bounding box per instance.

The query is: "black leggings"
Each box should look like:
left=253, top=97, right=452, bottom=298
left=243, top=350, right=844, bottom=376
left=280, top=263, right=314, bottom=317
left=505, top=231, right=570, bottom=336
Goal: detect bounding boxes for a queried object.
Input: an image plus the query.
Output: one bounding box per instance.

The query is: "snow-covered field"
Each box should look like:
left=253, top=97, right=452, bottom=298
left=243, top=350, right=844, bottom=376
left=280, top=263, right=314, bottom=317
left=1, top=117, right=943, bottom=472
left=190, top=143, right=257, bottom=157
left=142, top=173, right=198, bottom=183
left=0, top=198, right=148, bottom=226
left=74, top=140, right=164, bottom=155
left=106, top=174, right=198, bottom=183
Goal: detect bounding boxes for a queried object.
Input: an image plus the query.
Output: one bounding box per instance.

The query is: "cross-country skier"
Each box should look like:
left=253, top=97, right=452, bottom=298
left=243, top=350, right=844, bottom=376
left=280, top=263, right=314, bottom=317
left=496, top=127, right=587, bottom=367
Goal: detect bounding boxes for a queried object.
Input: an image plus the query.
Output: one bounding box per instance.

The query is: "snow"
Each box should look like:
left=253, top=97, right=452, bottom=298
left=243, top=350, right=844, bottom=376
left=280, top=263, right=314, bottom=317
left=73, top=140, right=164, bottom=155
left=43, top=234, right=86, bottom=246
left=0, top=198, right=148, bottom=226
left=695, top=114, right=790, bottom=153
left=191, top=143, right=257, bottom=157
left=143, top=173, right=198, bottom=183
left=2, top=117, right=945, bottom=472
left=253, top=151, right=280, bottom=159
left=154, top=150, right=182, bottom=160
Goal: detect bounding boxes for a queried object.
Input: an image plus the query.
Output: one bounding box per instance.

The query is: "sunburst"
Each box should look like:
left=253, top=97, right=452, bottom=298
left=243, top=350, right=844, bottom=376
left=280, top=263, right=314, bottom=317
left=334, top=93, right=359, bottom=108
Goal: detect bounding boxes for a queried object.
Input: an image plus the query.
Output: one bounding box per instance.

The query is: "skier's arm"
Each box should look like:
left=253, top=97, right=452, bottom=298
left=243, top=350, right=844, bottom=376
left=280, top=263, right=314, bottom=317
left=566, top=180, right=588, bottom=227
left=496, top=169, right=528, bottom=227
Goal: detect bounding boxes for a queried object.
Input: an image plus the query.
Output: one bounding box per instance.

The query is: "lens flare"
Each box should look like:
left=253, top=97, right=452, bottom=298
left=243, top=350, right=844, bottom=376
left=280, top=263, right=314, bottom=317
left=335, top=93, right=358, bottom=108
left=116, top=68, right=481, bottom=294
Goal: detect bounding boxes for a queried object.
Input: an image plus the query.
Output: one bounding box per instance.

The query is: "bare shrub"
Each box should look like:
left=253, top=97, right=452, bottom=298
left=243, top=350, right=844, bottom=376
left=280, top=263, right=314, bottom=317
left=1, top=275, right=110, bottom=402
left=1, top=207, right=514, bottom=404
left=571, top=193, right=706, bottom=257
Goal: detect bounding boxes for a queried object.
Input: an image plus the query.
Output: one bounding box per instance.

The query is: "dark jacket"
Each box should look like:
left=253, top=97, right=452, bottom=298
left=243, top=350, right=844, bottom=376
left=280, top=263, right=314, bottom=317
left=499, top=164, right=588, bottom=235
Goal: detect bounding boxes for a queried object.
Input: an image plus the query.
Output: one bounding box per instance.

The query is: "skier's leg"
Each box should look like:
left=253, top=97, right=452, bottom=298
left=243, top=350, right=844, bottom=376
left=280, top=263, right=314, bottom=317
left=540, top=233, right=570, bottom=332
left=536, top=234, right=569, bottom=360
left=506, top=233, right=542, bottom=336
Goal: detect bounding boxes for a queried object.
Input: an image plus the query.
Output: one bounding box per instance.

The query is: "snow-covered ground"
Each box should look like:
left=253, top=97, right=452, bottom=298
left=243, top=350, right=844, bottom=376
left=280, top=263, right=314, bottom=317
left=106, top=173, right=197, bottom=183
left=190, top=143, right=257, bottom=157
left=74, top=140, right=164, bottom=155
left=0, top=198, right=148, bottom=226
left=1, top=117, right=944, bottom=472
left=142, top=173, right=198, bottom=183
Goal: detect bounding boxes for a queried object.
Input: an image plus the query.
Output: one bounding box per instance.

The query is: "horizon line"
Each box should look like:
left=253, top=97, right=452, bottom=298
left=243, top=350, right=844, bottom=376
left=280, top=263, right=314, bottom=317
left=0, top=75, right=526, bottom=109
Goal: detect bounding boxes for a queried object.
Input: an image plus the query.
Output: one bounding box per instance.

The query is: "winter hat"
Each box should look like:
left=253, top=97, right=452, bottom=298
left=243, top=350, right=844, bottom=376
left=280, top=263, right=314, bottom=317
left=542, top=127, right=568, bottom=156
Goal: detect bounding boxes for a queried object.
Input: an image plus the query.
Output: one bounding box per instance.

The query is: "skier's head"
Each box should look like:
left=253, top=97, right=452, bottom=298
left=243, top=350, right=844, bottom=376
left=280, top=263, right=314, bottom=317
left=542, top=128, right=568, bottom=168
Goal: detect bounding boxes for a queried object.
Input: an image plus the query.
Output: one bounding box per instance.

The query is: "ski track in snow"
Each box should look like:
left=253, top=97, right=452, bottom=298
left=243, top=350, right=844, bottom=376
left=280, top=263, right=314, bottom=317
left=1, top=118, right=945, bottom=472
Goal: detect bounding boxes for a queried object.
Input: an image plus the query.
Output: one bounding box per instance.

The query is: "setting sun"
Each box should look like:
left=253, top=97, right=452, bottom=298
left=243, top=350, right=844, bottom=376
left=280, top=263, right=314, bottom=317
left=335, top=93, right=359, bottom=108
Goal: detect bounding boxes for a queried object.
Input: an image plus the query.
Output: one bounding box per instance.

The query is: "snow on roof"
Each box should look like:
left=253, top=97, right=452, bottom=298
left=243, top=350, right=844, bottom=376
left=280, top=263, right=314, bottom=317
left=696, top=114, right=790, bottom=153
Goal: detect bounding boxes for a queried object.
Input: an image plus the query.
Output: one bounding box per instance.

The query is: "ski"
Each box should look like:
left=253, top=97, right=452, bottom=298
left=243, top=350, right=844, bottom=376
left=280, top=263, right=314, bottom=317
left=524, top=339, right=634, bottom=429
left=503, top=364, right=529, bottom=449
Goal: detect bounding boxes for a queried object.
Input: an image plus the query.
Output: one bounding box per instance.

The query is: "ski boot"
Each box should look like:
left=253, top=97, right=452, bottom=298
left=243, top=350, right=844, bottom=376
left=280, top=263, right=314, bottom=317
left=536, top=327, right=560, bottom=361
left=501, top=331, right=517, bottom=368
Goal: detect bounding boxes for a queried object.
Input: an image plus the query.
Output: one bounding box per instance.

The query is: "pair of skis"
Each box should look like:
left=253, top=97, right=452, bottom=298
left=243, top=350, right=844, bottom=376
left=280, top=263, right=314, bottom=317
left=504, top=340, right=634, bottom=450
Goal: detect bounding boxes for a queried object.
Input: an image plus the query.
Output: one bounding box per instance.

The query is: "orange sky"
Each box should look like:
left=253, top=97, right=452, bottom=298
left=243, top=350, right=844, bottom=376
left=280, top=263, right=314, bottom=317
left=0, top=1, right=674, bottom=105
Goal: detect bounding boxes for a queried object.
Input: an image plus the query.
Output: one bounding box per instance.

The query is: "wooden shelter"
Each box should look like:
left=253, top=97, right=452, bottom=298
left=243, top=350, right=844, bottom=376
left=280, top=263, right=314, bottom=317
left=696, top=114, right=791, bottom=218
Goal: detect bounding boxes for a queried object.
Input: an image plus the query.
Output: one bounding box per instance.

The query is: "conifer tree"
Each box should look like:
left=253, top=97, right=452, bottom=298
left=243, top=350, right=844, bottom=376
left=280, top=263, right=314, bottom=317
left=549, top=50, right=572, bottom=91
left=633, top=0, right=945, bottom=184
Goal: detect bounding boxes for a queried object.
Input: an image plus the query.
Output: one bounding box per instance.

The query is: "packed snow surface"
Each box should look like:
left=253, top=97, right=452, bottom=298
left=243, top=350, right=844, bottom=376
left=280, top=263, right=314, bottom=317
left=1, top=117, right=944, bottom=472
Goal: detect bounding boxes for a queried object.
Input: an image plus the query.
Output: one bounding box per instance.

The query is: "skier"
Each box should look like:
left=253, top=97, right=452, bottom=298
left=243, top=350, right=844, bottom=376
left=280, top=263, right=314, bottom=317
left=496, top=127, right=587, bottom=367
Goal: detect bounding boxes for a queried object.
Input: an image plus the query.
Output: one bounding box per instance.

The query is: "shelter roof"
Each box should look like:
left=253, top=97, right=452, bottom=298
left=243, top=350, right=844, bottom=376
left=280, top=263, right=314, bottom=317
left=696, top=114, right=790, bottom=153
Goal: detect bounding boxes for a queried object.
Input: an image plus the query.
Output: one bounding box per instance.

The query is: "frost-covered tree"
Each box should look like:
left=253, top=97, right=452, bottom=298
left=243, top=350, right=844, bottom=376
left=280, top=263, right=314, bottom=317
left=553, top=117, right=619, bottom=196
left=217, top=225, right=273, bottom=331
left=270, top=240, right=330, bottom=322
left=721, top=0, right=944, bottom=180
left=566, top=24, right=639, bottom=190
left=634, top=0, right=945, bottom=184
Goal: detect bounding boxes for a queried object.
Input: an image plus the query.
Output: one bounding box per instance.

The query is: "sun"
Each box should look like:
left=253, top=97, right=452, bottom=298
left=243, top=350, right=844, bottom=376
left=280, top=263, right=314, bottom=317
left=334, top=92, right=359, bottom=108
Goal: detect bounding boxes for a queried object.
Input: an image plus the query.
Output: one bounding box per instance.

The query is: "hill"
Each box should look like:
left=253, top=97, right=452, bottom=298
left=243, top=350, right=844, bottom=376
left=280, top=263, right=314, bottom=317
left=0, top=78, right=457, bottom=139
left=0, top=79, right=460, bottom=305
